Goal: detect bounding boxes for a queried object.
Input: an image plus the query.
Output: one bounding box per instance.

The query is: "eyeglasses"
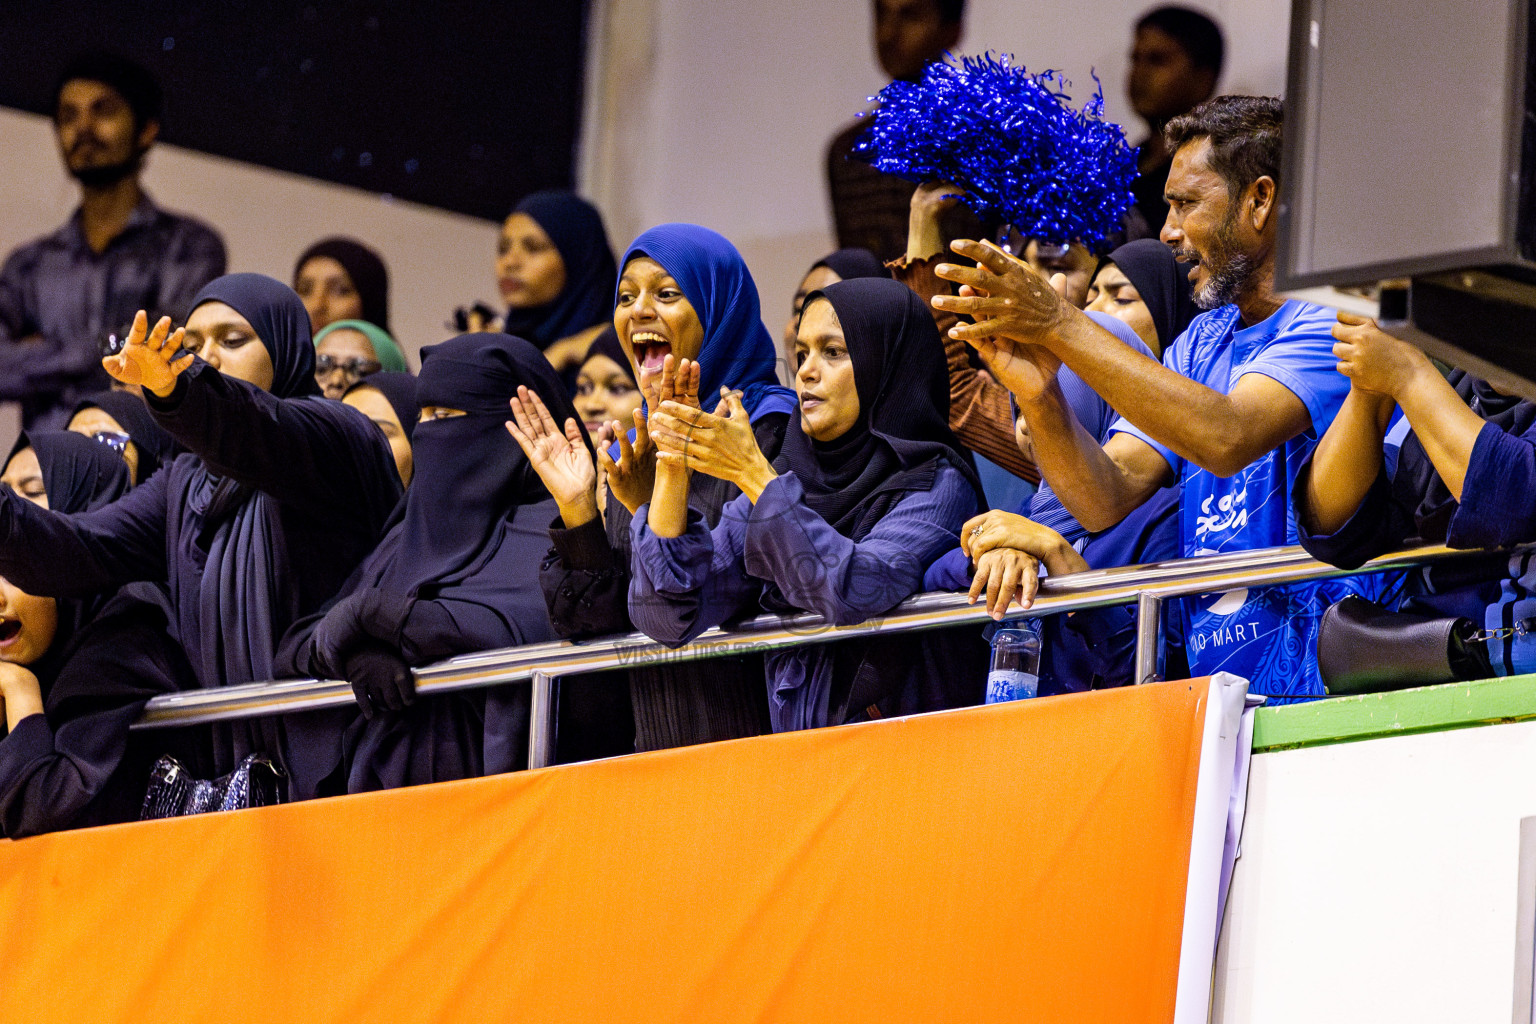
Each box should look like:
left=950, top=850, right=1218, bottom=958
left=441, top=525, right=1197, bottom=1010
left=315, top=355, right=382, bottom=378
left=91, top=430, right=131, bottom=455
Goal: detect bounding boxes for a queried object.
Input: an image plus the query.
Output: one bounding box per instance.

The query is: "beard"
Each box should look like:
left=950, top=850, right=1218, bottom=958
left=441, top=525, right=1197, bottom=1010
left=1173, top=209, right=1256, bottom=310
left=68, top=146, right=144, bottom=189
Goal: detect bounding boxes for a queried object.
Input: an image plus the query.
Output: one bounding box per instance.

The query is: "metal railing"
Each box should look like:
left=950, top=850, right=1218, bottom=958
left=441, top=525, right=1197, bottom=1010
left=131, top=542, right=1508, bottom=767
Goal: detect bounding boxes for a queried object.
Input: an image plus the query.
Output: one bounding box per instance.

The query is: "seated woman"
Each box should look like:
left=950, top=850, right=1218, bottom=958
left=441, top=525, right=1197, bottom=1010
left=781, top=247, right=886, bottom=374
left=1296, top=314, right=1536, bottom=677
left=489, top=191, right=617, bottom=377
left=293, top=237, right=391, bottom=335
left=0, top=274, right=402, bottom=800
left=514, top=223, right=797, bottom=754
left=630, top=277, right=987, bottom=731
left=0, top=431, right=205, bottom=836
left=574, top=326, right=643, bottom=439
left=342, top=372, right=418, bottom=487
left=277, top=333, right=577, bottom=790
left=68, top=390, right=182, bottom=485
left=313, top=319, right=410, bottom=400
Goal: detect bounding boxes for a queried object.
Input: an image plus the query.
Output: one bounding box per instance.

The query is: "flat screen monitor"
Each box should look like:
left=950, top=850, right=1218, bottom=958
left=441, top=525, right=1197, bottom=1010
left=1276, top=0, right=1530, bottom=289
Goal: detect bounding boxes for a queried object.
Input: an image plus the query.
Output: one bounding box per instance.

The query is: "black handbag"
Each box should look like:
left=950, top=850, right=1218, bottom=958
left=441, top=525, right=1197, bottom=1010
left=139, top=753, right=286, bottom=820
left=1316, top=595, right=1491, bottom=695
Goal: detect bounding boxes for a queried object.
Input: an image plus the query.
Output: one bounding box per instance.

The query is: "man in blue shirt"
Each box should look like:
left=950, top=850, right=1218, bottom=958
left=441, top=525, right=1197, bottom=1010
left=931, top=95, right=1391, bottom=700
left=0, top=52, right=226, bottom=426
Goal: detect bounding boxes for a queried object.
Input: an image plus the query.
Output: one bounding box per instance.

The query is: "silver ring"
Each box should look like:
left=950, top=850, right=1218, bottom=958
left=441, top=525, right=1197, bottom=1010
left=970, top=525, right=985, bottom=539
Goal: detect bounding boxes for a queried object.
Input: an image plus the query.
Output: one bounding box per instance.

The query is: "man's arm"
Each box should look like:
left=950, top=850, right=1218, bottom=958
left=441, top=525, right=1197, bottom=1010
left=1018, top=371, right=1175, bottom=532
left=934, top=240, right=1314, bottom=477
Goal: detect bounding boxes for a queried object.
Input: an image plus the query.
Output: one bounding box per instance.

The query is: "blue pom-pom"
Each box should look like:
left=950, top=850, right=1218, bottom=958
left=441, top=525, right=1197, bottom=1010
left=854, top=53, right=1138, bottom=251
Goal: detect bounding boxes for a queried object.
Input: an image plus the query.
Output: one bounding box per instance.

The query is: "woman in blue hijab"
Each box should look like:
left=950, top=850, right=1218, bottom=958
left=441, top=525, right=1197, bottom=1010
left=509, top=223, right=796, bottom=756
left=0, top=273, right=402, bottom=798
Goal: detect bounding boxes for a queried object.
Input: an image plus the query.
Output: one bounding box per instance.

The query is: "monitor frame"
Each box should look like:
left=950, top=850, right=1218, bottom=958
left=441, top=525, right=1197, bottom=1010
left=1275, top=0, right=1532, bottom=291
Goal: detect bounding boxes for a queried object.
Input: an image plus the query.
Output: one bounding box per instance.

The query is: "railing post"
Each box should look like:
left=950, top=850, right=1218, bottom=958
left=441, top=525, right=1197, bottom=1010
left=1134, top=591, right=1165, bottom=685
left=528, top=671, right=559, bottom=769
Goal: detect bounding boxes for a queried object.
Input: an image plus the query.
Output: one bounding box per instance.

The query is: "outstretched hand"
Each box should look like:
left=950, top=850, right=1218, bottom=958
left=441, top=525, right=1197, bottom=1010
left=932, top=239, right=1072, bottom=346
left=103, top=310, right=193, bottom=398
left=506, top=385, right=598, bottom=527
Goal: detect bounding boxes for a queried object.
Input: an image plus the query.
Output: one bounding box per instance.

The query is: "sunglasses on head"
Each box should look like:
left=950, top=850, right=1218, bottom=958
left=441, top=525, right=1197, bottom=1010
left=90, top=430, right=131, bottom=455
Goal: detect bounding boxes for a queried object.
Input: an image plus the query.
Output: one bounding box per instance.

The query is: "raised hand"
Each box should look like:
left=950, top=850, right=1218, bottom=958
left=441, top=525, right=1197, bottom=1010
left=641, top=354, right=702, bottom=414
left=650, top=389, right=777, bottom=501
left=103, top=310, right=193, bottom=398
left=932, top=239, right=1072, bottom=346
left=506, top=385, right=598, bottom=527
left=602, top=405, right=658, bottom=516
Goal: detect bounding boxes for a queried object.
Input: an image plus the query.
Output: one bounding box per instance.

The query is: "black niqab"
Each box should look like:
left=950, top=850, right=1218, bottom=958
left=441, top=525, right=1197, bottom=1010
left=774, top=278, right=983, bottom=539
left=374, top=333, right=582, bottom=599
left=7, top=430, right=131, bottom=515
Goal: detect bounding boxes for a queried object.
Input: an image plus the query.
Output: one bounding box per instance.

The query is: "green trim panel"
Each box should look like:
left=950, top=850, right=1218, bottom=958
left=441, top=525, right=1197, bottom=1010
left=1251, top=674, right=1536, bottom=753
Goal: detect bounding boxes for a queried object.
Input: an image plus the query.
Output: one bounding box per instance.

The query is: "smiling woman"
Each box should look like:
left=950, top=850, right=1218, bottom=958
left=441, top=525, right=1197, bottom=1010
left=508, top=223, right=797, bottom=757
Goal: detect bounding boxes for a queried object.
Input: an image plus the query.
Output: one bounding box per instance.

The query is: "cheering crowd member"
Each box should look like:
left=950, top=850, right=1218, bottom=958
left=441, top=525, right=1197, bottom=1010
left=0, top=431, right=204, bottom=837
left=0, top=274, right=401, bottom=795
left=519, top=224, right=797, bottom=754
left=67, top=389, right=181, bottom=485
left=932, top=96, right=1389, bottom=700
left=279, top=334, right=577, bottom=791
left=631, top=278, right=986, bottom=730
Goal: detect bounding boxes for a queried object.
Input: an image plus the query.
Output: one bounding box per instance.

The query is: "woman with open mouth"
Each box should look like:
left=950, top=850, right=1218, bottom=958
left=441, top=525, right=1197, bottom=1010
left=631, top=277, right=989, bottom=731
left=0, top=274, right=402, bottom=801
left=507, top=223, right=797, bottom=758
left=0, top=431, right=204, bottom=837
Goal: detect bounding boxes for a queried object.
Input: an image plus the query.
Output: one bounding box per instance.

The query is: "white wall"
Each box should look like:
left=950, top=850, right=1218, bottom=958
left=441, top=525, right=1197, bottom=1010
left=580, top=0, right=1293, bottom=353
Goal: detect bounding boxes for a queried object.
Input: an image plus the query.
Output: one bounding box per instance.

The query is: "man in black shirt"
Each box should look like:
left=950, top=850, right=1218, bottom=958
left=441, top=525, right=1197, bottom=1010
left=0, top=52, right=226, bottom=426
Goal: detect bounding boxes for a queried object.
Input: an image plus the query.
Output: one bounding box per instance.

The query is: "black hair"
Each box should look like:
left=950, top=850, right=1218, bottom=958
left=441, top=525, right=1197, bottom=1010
left=1164, top=95, right=1283, bottom=198
left=1136, top=6, right=1225, bottom=78
left=53, top=51, right=162, bottom=130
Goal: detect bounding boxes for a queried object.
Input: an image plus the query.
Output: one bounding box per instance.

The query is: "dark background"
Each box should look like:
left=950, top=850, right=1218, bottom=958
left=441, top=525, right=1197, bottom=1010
left=0, top=0, right=590, bottom=221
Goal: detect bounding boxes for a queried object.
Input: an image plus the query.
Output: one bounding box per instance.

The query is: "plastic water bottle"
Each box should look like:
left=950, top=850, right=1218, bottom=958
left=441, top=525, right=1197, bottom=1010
left=987, top=622, right=1042, bottom=703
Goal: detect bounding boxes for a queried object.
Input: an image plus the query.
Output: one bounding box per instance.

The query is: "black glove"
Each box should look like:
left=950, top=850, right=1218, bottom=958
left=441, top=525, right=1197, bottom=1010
left=344, top=643, right=415, bottom=719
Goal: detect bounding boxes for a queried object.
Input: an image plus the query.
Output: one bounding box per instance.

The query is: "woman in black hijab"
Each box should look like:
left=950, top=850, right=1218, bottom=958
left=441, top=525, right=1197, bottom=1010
left=294, top=237, right=392, bottom=334
left=278, top=333, right=577, bottom=790
left=633, top=277, right=987, bottom=730
left=0, top=430, right=204, bottom=836
left=67, top=389, right=182, bottom=485
left=496, top=190, right=617, bottom=376
left=343, top=371, right=418, bottom=487
left=1083, top=238, right=1195, bottom=358
left=781, top=247, right=888, bottom=374
left=4, top=430, right=133, bottom=510
left=0, top=273, right=402, bottom=799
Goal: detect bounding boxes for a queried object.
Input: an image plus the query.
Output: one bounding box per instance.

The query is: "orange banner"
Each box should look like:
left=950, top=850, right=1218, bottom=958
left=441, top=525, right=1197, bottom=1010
left=0, top=677, right=1215, bottom=1023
